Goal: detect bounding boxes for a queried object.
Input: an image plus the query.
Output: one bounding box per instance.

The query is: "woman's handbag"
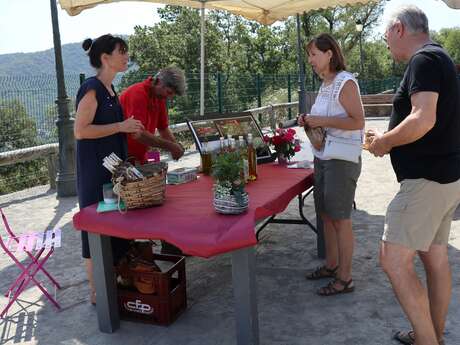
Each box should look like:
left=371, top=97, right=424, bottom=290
left=304, top=125, right=325, bottom=151
left=322, top=134, right=362, bottom=163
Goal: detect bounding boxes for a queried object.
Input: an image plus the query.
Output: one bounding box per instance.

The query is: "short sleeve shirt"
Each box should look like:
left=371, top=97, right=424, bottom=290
left=389, top=43, right=460, bottom=184
left=119, top=77, right=168, bottom=163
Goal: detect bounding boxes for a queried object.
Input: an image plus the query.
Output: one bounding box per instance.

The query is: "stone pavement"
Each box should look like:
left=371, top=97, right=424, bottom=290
left=0, top=118, right=459, bottom=345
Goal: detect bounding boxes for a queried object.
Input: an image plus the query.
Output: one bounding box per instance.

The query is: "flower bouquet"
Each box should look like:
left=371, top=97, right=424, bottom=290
left=264, top=128, right=301, bottom=164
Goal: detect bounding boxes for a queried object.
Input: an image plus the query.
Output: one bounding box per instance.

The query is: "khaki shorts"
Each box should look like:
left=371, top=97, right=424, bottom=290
left=383, top=178, right=460, bottom=251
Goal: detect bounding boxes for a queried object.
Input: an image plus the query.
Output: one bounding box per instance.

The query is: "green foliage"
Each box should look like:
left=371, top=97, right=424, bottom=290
left=122, top=2, right=393, bottom=116
left=0, top=99, right=48, bottom=195
left=123, top=6, right=308, bottom=118
left=1, top=2, right=459, bottom=198
left=120, top=6, right=225, bottom=117
left=212, top=150, right=243, bottom=185
left=297, top=1, right=386, bottom=80
left=127, top=6, right=224, bottom=75
left=299, top=2, right=385, bottom=52
left=434, top=28, right=460, bottom=63
left=1, top=100, right=38, bottom=150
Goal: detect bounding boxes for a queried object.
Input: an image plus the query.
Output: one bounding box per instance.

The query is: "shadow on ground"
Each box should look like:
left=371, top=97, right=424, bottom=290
left=3, top=196, right=459, bottom=345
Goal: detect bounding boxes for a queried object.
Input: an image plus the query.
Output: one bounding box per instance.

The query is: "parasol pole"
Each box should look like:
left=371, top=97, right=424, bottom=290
left=200, top=0, right=206, bottom=116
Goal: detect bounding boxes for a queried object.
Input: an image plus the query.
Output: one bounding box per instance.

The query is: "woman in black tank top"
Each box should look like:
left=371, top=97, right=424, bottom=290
left=74, top=34, right=144, bottom=305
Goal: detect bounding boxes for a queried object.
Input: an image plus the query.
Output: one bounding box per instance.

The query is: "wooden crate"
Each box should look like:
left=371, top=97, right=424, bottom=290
left=117, top=253, right=187, bottom=326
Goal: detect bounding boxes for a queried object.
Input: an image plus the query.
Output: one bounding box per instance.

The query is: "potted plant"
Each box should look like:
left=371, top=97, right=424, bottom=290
left=212, top=150, right=249, bottom=214
left=264, top=128, right=301, bottom=164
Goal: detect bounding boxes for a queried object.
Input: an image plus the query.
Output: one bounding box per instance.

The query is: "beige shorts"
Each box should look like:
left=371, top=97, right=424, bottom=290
left=383, top=178, right=460, bottom=251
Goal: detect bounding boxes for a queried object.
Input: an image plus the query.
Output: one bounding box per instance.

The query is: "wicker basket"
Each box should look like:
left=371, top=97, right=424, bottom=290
left=213, top=192, right=249, bottom=215
left=116, top=162, right=167, bottom=210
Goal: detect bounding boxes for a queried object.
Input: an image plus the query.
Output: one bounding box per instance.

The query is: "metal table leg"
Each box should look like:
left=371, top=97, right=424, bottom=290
left=255, top=186, right=323, bottom=257
left=88, top=233, right=120, bottom=333
left=231, top=247, right=259, bottom=345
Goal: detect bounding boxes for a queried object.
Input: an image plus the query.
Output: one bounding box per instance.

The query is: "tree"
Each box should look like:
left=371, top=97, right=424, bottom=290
left=0, top=100, right=48, bottom=195
left=299, top=1, right=386, bottom=79
left=121, top=6, right=225, bottom=119
left=122, top=2, right=390, bottom=119
left=434, top=28, right=460, bottom=63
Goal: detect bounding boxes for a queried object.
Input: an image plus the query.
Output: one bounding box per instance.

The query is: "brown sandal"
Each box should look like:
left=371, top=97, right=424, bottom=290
left=317, top=278, right=354, bottom=296
left=394, top=331, right=415, bottom=345
left=305, top=265, right=338, bottom=280
left=394, top=331, right=444, bottom=345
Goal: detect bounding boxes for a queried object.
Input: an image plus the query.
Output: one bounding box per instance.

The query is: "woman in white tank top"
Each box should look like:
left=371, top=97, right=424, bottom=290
left=298, top=33, right=365, bottom=296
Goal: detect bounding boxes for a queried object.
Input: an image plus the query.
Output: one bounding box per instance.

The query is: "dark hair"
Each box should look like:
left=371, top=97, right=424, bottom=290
left=82, top=34, right=128, bottom=69
left=306, top=33, right=346, bottom=72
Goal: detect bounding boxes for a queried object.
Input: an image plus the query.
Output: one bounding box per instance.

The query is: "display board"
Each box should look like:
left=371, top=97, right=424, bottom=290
left=186, top=113, right=274, bottom=163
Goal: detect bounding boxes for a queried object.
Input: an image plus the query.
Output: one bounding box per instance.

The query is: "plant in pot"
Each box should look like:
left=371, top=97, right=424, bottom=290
left=212, top=150, right=249, bottom=214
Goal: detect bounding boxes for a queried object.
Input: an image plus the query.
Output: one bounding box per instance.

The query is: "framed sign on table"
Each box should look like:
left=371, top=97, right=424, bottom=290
left=186, top=112, right=274, bottom=163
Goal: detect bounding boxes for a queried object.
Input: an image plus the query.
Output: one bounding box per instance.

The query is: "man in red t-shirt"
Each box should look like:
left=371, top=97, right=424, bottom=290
left=120, top=66, right=186, bottom=164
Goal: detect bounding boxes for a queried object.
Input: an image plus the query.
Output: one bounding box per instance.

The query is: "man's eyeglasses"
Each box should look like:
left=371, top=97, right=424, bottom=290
left=383, top=24, right=397, bottom=44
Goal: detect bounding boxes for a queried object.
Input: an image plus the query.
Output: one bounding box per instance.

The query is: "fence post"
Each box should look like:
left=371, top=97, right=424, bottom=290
left=287, top=74, right=292, bottom=119
left=217, top=72, right=223, bottom=114
left=79, top=73, right=85, bottom=86
left=256, top=75, right=262, bottom=122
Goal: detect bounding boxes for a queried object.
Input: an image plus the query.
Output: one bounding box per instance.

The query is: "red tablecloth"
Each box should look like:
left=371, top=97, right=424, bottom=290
left=73, top=164, right=313, bottom=258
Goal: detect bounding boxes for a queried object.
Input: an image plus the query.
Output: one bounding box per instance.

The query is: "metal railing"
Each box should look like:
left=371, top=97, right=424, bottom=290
left=0, top=73, right=406, bottom=153
left=5, top=71, right=458, bottom=196
left=0, top=102, right=299, bottom=195
left=0, top=87, right=401, bottom=196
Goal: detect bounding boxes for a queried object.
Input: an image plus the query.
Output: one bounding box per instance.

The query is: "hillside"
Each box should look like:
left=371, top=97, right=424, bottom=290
left=0, top=42, right=95, bottom=76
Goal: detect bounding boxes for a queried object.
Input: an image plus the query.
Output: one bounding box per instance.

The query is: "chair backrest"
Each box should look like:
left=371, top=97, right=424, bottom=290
left=0, top=208, right=62, bottom=253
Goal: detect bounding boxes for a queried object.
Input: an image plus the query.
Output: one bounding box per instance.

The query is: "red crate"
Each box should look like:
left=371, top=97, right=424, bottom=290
left=117, top=253, right=187, bottom=326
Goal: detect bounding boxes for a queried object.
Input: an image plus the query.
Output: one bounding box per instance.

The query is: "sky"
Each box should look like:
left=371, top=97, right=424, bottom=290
left=0, top=0, right=459, bottom=55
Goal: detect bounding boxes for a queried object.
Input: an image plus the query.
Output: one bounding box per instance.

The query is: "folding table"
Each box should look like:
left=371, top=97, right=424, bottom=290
left=73, top=164, right=317, bottom=345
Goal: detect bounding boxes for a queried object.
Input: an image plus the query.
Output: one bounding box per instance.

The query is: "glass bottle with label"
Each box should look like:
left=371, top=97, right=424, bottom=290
left=247, top=133, right=258, bottom=181
left=201, top=140, right=212, bottom=175
left=228, top=138, right=236, bottom=152
left=239, top=135, right=249, bottom=183
left=227, top=134, right=233, bottom=148
left=219, top=136, right=226, bottom=154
